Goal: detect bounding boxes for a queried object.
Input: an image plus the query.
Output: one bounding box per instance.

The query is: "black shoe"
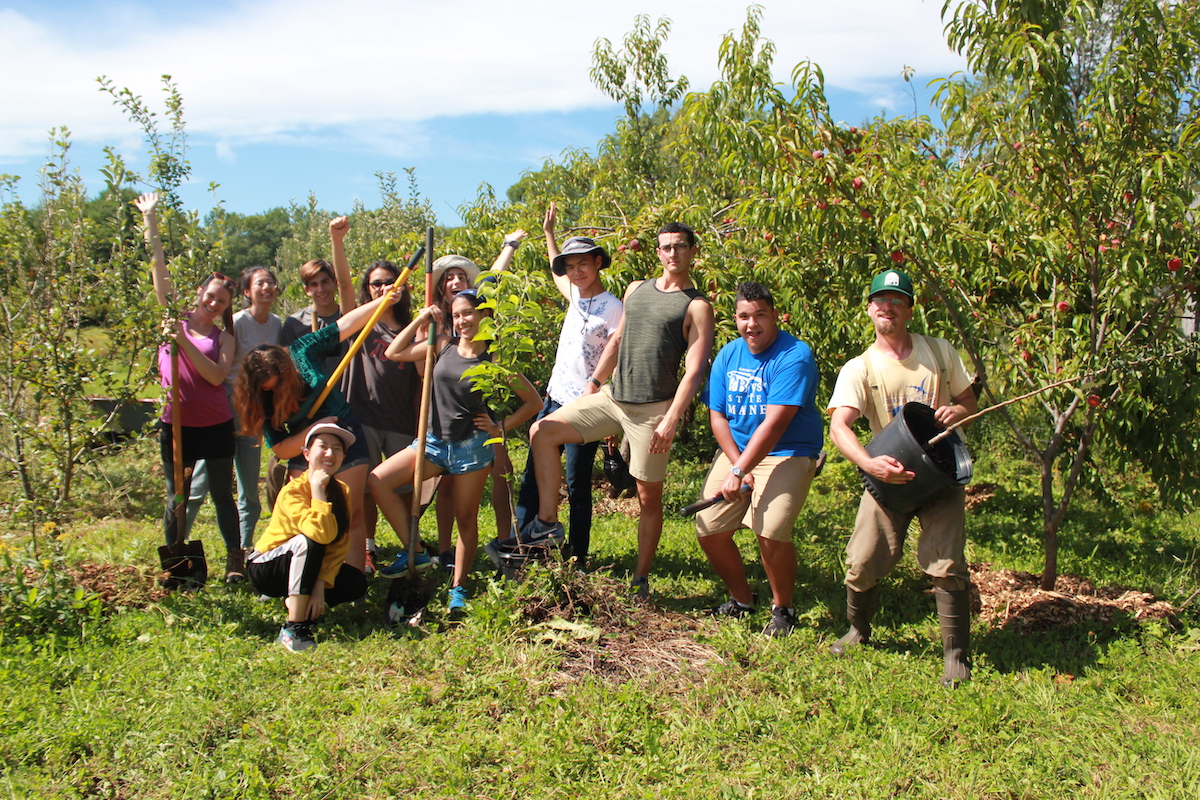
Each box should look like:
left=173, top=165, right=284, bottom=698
left=713, top=596, right=755, bottom=618
left=763, top=606, right=797, bottom=637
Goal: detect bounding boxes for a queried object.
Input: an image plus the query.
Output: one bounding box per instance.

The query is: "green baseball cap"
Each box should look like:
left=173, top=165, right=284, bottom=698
left=868, top=269, right=914, bottom=300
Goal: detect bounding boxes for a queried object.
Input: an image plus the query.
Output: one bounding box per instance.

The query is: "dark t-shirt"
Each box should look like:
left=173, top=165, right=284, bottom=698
left=431, top=339, right=492, bottom=442
left=344, top=321, right=419, bottom=436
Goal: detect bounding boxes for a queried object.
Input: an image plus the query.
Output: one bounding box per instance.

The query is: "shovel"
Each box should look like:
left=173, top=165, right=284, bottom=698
left=158, top=339, right=207, bottom=588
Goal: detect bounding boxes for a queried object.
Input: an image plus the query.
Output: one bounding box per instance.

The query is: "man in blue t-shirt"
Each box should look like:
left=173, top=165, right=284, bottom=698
left=696, top=282, right=823, bottom=637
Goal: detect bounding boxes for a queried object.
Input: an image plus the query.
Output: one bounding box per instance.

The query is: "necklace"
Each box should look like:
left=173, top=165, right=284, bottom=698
left=578, top=291, right=595, bottom=339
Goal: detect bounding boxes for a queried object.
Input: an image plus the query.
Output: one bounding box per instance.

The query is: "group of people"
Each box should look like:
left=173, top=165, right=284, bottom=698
left=138, top=193, right=978, bottom=686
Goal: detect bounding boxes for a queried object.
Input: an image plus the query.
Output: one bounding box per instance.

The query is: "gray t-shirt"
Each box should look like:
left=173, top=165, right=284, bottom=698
left=229, top=309, right=282, bottom=387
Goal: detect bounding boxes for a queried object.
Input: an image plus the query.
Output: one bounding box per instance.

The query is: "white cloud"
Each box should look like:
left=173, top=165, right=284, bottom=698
left=0, top=0, right=965, bottom=160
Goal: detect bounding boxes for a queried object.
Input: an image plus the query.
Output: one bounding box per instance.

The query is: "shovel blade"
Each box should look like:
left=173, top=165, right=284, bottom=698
left=157, top=540, right=208, bottom=590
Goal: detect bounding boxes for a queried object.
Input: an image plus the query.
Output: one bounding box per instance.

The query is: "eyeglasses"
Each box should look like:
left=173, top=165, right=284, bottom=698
left=870, top=295, right=910, bottom=307
left=656, top=244, right=692, bottom=253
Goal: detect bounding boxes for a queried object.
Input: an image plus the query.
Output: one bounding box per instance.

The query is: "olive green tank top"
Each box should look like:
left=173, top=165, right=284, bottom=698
left=612, top=279, right=707, bottom=404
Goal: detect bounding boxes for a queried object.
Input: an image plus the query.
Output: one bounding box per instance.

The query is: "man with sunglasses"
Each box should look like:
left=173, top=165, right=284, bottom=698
left=826, top=269, right=978, bottom=687
left=523, top=222, right=714, bottom=601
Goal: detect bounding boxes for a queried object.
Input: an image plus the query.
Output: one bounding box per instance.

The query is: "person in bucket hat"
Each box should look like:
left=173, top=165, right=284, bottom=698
left=500, top=203, right=623, bottom=567
left=826, top=268, right=979, bottom=687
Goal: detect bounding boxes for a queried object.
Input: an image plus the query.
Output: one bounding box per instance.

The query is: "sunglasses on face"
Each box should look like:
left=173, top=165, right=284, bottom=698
left=368, top=280, right=392, bottom=288
left=206, top=271, right=238, bottom=293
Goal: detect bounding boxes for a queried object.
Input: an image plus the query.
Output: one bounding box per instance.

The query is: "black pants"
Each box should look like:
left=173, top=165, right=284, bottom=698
left=247, top=536, right=367, bottom=604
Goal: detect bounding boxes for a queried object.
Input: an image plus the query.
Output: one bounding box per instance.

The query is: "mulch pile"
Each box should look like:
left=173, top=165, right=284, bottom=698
left=970, top=561, right=1177, bottom=631
left=518, top=567, right=724, bottom=691
left=70, top=562, right=169, bottom=609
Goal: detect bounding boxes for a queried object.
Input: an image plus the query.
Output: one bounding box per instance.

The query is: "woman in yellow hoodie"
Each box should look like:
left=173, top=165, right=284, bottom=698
left=246, top=423, right=366, bottom=651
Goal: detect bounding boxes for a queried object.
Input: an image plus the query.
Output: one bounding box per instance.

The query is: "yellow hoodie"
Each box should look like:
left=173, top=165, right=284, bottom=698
left=254, top=470, right=350, bottom=588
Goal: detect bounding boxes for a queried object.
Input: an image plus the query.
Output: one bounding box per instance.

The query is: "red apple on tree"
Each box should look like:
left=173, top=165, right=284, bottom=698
left=890, top=250, right=905, bottom=264
left=852, top=177, right=864, bottom=190
left=812, top=150, right=824, bottom=159
left=628, top=238, right=641, bottom=251
left=1088, top=394, right=1102, bottom=408
left=1168, top=257, right=1182, bottom=272
left=1056, top=300, right=1070, bottom=312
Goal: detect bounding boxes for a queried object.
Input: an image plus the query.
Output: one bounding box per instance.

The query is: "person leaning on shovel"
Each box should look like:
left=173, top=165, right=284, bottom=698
left=826, top=269, right=978, bottom=687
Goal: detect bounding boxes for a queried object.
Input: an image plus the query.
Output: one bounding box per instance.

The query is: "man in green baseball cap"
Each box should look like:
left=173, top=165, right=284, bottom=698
left=826, top=267, right=979, bottom=687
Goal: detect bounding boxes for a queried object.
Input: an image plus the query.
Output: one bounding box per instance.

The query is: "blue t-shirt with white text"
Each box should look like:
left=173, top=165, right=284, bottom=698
left=702, top=330, right=822, bottom=458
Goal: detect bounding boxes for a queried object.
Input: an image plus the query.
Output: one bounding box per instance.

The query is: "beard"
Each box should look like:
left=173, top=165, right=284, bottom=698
left=874, top=317, right=900, bottom=336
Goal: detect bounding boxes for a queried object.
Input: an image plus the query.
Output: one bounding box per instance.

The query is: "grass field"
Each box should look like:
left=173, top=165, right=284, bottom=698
left=1, top=437, right=1198, bottom=799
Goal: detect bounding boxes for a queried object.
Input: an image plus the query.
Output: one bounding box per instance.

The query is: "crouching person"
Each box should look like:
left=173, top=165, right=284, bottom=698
left=696, top=282, right=823, bottom=637
left=247, top=423, right=368, bottom=651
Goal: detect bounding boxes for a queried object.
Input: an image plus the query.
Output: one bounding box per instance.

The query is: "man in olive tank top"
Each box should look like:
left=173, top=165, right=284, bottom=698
left=522, top=222, right=715, bottom=600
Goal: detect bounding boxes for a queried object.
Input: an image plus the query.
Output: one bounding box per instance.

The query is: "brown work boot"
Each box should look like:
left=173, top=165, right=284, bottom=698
left=935, top=587, right=972, bottom=688
left=829, top=585, right=879, bottom=655
left=224, top=548, right=246, bottom=584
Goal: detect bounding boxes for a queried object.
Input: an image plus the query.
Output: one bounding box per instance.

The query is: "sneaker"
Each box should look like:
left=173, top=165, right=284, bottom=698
left=630, top=575, right=650, bottom=603
left=278, top=622, right=315, bottom=652
left=364, top=548, right=377, bottom=576
left=378, top=549, right=433, bottom=579
left=448, top=585, right=468, bottom=611
left=224, top=549, right=246, bottom=584
left=440, top=549, right=455, bottom=573
left=763, top=606, right=797, bottom=638
left=714, top=597, right=755, bottom=619
left=518, top=517, right=565, bottom=545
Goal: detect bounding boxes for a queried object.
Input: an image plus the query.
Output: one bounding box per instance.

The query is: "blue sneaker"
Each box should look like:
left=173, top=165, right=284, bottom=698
left=378, top=549, right=433, bottom=579
left=448, top=585, right=468, bottom=611
left=518, top=517, right=565, bottom=545
left=278, top=623, right=315, bottom=652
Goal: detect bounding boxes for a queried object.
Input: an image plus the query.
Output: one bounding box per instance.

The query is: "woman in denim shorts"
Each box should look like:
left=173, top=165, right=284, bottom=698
left=369, top=289, right=541, bottom=612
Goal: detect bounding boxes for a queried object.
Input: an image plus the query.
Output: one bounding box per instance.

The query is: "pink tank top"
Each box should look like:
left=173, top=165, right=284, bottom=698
left=158, top=318, right=233, bottom=427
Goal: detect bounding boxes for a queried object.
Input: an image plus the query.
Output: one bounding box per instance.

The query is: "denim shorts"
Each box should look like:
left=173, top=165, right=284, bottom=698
left=410, top=429, right=494, bottom=475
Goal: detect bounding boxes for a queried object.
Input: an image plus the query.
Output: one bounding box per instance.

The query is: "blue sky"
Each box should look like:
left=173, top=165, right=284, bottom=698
left=0, top=0, right=967, bottom=224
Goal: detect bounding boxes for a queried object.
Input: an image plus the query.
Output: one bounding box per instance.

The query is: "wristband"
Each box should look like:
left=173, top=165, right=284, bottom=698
left=588, top=376, right=601, bottom=388
left=504, top=240, right=520, bottom=249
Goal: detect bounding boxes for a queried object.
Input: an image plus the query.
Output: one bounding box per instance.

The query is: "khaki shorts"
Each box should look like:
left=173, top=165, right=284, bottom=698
left=695, top=452, right=816, bottom=542
left=554, top=386, right=671, bottom=483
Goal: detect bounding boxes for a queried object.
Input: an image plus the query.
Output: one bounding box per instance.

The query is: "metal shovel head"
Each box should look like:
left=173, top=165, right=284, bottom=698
left=157, top=539, right=208, bottom=589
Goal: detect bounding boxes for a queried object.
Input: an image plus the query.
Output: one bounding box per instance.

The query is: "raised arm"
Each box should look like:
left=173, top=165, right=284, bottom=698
left=135, top=192, right=171, bottom=307
left=329, top=216, right=355, bottom=313
left=543, top=202, right=572, bottom=299
left=385, top=305, right=444, bottom=363
left=649, top=297, right=715, bottom=454
left=490, top=228, right=528, bottom=274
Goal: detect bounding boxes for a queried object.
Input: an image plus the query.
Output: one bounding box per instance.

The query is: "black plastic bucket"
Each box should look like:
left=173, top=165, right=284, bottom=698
left=861, top=402, right=972, bottom=515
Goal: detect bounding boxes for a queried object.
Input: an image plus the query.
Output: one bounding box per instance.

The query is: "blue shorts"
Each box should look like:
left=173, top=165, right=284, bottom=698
left=410, top=429, right=494, bottom=476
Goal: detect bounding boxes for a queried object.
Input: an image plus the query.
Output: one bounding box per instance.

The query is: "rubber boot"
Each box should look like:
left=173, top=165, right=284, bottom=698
left=829, top=585, right=880, bottom=655
left=935, top=587, right=972, bottom=688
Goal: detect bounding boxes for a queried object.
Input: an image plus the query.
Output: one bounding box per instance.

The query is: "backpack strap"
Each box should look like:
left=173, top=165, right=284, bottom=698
left=860, top=347, right=890, bottom=427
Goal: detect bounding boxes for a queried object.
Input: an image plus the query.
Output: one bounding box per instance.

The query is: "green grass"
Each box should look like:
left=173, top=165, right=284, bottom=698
left=1, top=444, right=1198, bottom=799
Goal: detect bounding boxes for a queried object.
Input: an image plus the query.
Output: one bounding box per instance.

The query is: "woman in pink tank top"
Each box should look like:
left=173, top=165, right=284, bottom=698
left=137, top=193, right=244, bottom=582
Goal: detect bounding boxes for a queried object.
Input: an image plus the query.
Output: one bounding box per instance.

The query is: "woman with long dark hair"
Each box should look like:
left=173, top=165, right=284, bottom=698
left=136, top=192, right=242, bottom=580
left=371, top=288, right=541, bottom=613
